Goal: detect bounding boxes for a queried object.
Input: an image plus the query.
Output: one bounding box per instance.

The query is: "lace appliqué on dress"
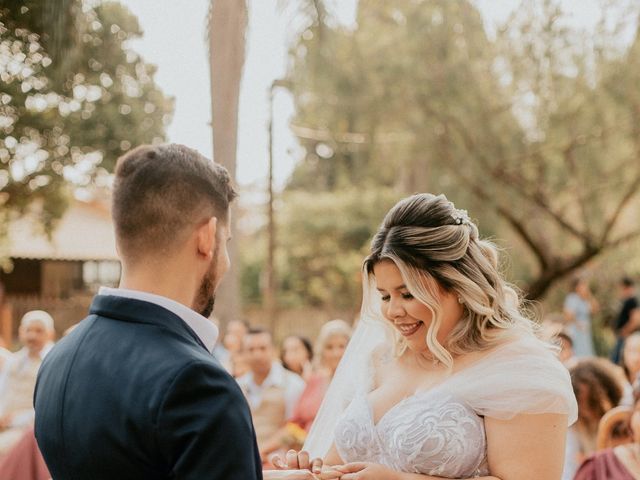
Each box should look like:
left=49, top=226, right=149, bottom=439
left=334, top=390, right=490, bottom=478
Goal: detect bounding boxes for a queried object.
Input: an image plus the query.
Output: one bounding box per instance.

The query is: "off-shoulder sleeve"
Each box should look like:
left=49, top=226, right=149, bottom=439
left=449, top=335, right=578, bottom=425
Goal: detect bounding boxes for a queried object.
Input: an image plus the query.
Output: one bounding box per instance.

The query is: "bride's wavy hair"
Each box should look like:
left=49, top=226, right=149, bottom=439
left=363, top=193, right=534, bottom=368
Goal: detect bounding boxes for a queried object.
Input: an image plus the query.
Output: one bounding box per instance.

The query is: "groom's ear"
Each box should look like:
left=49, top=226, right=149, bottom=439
left=196, top=216, right=217, bottom=260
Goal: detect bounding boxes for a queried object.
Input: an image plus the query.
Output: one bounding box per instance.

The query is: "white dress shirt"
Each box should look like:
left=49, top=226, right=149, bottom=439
left=237, top=362, right=306, bottom=418
left=98, top=287, right=219, bottom=353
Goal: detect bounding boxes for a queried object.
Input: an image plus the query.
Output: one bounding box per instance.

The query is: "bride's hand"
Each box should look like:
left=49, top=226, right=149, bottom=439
left=335, top=462, right=399, bottom=480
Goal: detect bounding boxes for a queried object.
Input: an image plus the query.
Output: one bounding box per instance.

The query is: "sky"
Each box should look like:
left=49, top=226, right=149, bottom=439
left=122, top=0, right=609, bottom=190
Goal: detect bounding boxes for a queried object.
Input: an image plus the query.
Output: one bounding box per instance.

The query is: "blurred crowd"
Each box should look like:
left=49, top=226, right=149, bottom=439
left=0, top=274, right=638, bottom=479
left=212, top=318, right=352, bottom=467
left=553, top=275, right=640, bottom=480
left=0, top=309, right=353, bottom=478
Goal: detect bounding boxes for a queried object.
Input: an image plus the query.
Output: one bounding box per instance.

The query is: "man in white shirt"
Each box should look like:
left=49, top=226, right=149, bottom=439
left=0, top=310, right=54, bottom=455
left=238, top=328, right=305, bottom=460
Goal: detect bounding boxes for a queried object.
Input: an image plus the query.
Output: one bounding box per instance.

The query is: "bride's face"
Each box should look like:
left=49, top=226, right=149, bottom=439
left=374, top=260, right=463, bottom=354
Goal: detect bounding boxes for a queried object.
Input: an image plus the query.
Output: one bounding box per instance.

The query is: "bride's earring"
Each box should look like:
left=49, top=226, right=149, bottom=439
left=457, top=296, right=464, bottom=304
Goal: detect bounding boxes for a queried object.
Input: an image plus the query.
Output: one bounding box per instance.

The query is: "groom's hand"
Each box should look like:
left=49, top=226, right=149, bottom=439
left=270, top=450, right=342, bottom=478
left=272, top=450, right=322, bottom=473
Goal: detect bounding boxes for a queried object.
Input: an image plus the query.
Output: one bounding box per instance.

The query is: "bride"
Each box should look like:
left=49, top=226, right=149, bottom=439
left=267, top=193, right=577, bottom=480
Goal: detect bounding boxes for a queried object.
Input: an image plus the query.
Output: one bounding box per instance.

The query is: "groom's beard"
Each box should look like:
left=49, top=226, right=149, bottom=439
left=194, top=248, right=218, bottom=318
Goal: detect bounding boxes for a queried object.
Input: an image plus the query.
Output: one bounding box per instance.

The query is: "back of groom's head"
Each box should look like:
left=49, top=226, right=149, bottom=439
left=112, top=144, right=237, bottom=262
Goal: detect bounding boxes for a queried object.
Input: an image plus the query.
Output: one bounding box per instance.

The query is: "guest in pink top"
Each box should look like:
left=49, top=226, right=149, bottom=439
left=0, top=427, right=50, bottom=480
left=263, top=320, right=352, bottom=460
left=574, top=388, right=640, bottom=480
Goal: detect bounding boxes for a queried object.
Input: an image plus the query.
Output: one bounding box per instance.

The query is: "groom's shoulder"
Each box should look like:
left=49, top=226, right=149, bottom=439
left=40, top=308, right=229, bottom=390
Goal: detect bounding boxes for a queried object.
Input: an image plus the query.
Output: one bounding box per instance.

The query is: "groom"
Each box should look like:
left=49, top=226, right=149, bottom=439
left=34, top=144, right=262, bottom=479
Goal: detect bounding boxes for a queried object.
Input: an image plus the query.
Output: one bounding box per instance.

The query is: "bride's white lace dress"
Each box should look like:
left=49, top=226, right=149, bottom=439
left=330, top=335, right=577, bottom=478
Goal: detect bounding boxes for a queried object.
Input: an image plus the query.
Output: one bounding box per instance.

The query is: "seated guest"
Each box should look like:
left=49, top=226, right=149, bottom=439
left=237, top=328, right=305, bottom=461
left=222, top=319, right=250, bottom=377
left=0, top=427, right=49, bottom=480
left=574, top=387, right=640, bottom=479
left=0, top=311, right=54, bottom=456
left=556, top=331, right=578, bottom=369
left=0, top=337, right=12, bottom=373
left=563, top=358, right=625, bottom=480
left=261, top=320, right=352, bottom=458
left=281, top=335, right=314, bottom=382
left=289, top=320, right=351, bottom=432
left=623, top=332, right=640, bottom=387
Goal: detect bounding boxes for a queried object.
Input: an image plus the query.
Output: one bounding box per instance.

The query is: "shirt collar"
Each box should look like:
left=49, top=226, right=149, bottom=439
left=98, top=286, right=219, bottom=352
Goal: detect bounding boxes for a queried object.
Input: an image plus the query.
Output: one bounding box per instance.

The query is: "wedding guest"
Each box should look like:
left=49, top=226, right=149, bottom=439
left=210, top=316, right=229, bottom=363
left=612, top=277, right=640, bottom=365
left=0, top=338, right=12, bottom=373
left=564, top=358, right=624, bottom=480
left=223, top=319, right=250, bottom=377
left=556, top=331, right=578, bottom=369
left=237, top=328, right=305, bottom=461
left=262, top=320, right=353, bottom=459
left=291, top=320, right=352, bottom=431
left=0, top=315, right=96, bottom=479
left=0, top=427, right=49, bottom=480
left=0, top=311, right=54, bottom=456
left=281, top=335, right=314, bottom=382
left=623, top=332, right=640, bottom=387
left=574, top=387, right=640, bottom=479
left=564, top=277, right=598, bottom=357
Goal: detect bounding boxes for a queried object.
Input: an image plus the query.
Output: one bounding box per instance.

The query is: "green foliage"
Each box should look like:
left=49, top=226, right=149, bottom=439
left=282, top=0, right=640, bottom=301
left=241, top=188, right=399, bottom=309
left=0, top=0, right=173, bottom=237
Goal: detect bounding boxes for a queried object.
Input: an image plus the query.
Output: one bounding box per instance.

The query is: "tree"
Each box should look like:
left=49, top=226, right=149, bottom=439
left=207, top=0, right=248, bottom=326
left=285, top=0, right=640, bottom=300
left=207, top=0, right=326, bottom=324
left=0, top=0, right=173, bottom=241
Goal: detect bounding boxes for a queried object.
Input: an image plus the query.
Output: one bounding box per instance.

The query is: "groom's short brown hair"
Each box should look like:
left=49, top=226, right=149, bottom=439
left=112, top=144, right=237, bottom=261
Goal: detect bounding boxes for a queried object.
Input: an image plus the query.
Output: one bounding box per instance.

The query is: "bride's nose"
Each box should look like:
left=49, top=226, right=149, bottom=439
left=387, top=296, right=406, bottom=319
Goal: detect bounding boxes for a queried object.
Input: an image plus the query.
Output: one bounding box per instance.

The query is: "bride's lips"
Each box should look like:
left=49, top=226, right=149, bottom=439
left=395, top=321, right=423, bottom=337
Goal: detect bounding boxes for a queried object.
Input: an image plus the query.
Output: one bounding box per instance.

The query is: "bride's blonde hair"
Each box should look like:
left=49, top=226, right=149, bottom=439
left=363, top=193, right=534, bottom=368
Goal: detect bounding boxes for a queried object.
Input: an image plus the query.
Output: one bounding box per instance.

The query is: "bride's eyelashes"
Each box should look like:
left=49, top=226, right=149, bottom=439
left=380, top=293, right=414, bottom=302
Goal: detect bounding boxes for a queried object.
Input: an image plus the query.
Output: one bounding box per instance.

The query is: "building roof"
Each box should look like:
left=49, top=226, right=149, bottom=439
left=7, top=199, right=119, bottom=261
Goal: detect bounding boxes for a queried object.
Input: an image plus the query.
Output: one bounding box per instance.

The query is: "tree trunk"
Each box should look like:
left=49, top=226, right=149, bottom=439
left=524, top=247, right=601, bottom=300
left=209, top=0, right=248, bottom=327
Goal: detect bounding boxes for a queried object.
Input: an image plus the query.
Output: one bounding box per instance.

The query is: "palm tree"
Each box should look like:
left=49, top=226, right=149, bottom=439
left=207, top=0, right=326, bottom=328
left=207, top=0, right=248, bottom=327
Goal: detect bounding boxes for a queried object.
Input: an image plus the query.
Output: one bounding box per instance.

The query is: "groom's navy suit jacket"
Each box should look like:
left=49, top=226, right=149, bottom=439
left=34, top=295, right=262, bottom=480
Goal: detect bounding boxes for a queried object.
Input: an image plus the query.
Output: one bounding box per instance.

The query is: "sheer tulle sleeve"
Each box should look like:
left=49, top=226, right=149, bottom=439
left=449, top=335, right=578, bottom=424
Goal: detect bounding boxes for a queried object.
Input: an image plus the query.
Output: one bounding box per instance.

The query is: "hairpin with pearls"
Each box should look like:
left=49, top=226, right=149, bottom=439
left=451, top=208, right=470, bottom=226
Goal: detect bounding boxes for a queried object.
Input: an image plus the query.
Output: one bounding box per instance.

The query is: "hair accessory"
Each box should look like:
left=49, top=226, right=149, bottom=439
left=451, top=208, right=470, bottom=226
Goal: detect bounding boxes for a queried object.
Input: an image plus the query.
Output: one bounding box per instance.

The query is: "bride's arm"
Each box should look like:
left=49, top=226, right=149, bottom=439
left=339, top=412, right=568, bottom=480
left=483, top=412, right=567, bottom=480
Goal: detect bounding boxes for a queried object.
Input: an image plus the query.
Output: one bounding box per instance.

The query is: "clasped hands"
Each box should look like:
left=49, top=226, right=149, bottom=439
left=263, top=450, right=399, bottom=480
